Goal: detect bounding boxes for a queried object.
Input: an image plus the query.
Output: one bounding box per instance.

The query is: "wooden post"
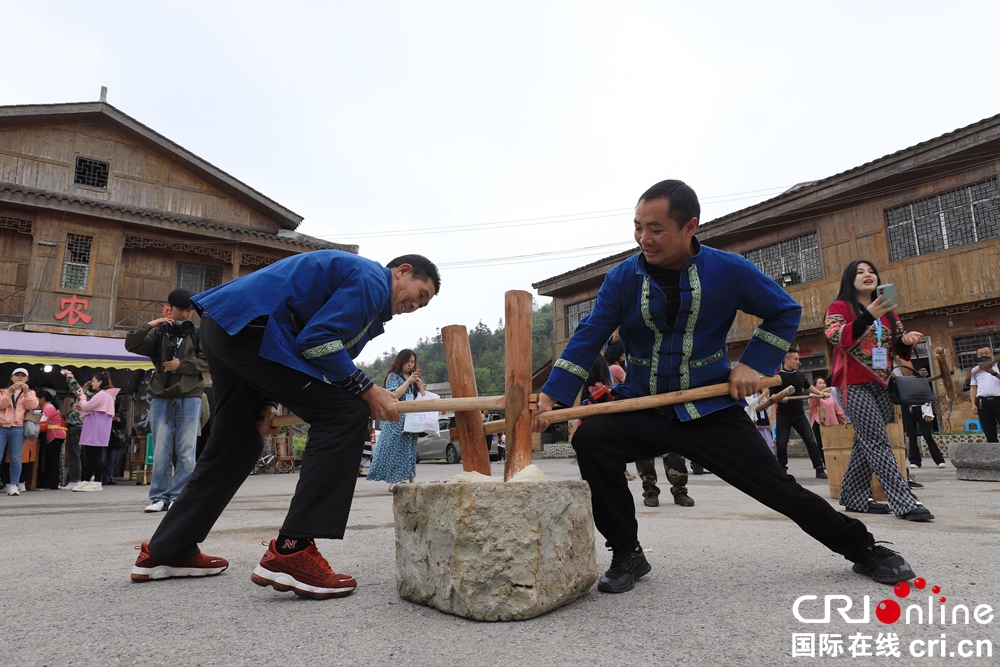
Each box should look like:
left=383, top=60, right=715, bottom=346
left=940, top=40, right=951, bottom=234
left=442, top=324, right=492, bottom=475
left=503, top=290, right=533, bottom=480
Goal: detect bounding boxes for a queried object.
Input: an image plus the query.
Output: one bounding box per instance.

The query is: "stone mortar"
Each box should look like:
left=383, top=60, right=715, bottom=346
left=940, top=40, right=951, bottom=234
left=393, top=480, right=598, bottom=621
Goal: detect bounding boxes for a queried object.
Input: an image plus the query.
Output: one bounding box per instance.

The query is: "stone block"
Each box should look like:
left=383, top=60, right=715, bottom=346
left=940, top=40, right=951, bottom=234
left=393, top=480, right=598, bottom=621
left=949, top=442, right=1000, bottom=481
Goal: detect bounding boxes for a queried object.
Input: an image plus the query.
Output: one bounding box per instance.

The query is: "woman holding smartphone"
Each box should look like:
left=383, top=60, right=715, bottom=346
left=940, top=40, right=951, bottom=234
left=825, top=260, right=932, bottom=521
left=73, top=371, right=120, bottom=492
left=366, top=349, right=426, bottom=491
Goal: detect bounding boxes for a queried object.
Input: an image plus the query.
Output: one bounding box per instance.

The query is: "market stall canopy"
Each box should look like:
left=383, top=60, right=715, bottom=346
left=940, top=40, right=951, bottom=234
left=0, top=330, right=153, bottom=370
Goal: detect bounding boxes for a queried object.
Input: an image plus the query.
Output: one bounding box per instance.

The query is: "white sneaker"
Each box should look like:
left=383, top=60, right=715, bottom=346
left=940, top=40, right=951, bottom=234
left=17, top=482, right=26, bottom=492
left=61, top=482, right=81, bottom=490
left=937, top=462, right=948, bottom=469
left=7, top=484, right=19, bottom=496
left=71, top=480, right=90, bottom=491
left=907, top=463, right=919, bottom=470
left=144, top=500, right=166, bottom=513
left=79, top=482, right=103, bottom=492
left=167, top=499, right=175, bottom=510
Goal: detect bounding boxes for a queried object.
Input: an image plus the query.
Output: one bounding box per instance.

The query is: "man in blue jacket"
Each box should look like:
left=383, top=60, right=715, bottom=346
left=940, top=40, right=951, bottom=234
left=534, top=180, right=916, bottom=594
left=131, top=251, right=440, bottom=599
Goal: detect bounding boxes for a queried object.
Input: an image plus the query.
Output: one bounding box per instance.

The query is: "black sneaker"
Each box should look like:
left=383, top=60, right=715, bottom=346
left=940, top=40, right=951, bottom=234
left=643, top=496, right=659, bottom=508
left=691, top=464, right=705, bottom=475
left=845, top=500, right=891, bottom=514
left=673, top=493, right=695, bottom=507
left=898, top=506, right=934, bottom=522
left=816, top=468, right=828, bottom=479
left=907, top=479, right=924, bottom=489
left=852, top=542, right=915, bottom=585
left=597, top=546, right=651, bottom=593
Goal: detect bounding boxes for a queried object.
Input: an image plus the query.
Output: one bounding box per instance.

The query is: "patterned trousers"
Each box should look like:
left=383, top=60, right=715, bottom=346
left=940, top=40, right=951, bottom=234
left=840, top=382, right=919, bottom=516
left=636, top=452, right=688, bottom=498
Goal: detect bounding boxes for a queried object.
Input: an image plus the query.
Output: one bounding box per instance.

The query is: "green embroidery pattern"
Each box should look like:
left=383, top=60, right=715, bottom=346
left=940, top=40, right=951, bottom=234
left=689, top=350, right=723, bottom=368
left=752, top=327, right=792, bottom=352
left=627, top=354, right=651, bottom=366
left=554, top=358, right=590, bottom=380
left=640, top=277, right=662, bottom=398
left=302, top=340, right=344, bottom=359
left=345, top=320, right=375, bottom=350
left=681, top=265, right=702, bottom=419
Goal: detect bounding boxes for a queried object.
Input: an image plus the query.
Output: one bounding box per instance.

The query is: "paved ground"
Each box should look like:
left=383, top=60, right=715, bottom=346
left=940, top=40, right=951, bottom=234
left=4, top=457, right=999, bottom=666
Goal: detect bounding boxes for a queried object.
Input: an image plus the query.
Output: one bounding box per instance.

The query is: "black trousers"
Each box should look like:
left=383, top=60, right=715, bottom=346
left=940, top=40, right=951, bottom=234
left=572, top=406, right=872, bottom=560
left=148, top=316, right=369, bottom=563
left=775, top=411, right=826, bottom=469
left=41, top=438, right=64, bottom=489
left=902, top=407, right=944, bottom=465
left=81, top=445, right=105, bottom=482
left=978, top=397, right=1000, bottom=443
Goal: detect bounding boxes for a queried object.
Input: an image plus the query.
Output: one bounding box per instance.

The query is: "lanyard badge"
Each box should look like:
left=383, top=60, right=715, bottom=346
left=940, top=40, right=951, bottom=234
left=871, top=318, right=888, bottom=370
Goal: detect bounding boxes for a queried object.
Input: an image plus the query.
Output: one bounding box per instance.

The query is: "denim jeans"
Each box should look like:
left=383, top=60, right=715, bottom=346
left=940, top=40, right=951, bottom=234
left=0, top=426, right=25, bottom=489
left=149, top=397, right=202, bottom=502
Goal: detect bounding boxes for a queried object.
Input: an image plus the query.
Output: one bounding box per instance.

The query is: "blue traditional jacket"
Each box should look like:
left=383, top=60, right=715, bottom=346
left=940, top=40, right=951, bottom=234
left=192, top=250, right=392, bottom=384
left=541, top=238, right=801, bottom=421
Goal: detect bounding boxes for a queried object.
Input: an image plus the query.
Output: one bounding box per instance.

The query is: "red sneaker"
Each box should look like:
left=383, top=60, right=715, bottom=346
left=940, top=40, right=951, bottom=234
left=130, top=542, right=229, bottom=582
left=251, top=539, right=357, bottom=599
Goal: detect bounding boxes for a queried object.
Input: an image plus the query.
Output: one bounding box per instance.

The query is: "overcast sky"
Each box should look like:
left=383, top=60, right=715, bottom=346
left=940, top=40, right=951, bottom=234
left=6, top=1, right=1000, bottom=362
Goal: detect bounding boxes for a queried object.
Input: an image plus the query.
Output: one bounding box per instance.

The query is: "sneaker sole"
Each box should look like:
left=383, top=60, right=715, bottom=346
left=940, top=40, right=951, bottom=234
left=250, top=564, right=355, bottom=599
left=596, top=561, right=652, bottom=594
left=143, top=507, right=164, bottom=513
left=131, top=563, right=229, bottom=582
left=853, top=562, right=916, bottom=585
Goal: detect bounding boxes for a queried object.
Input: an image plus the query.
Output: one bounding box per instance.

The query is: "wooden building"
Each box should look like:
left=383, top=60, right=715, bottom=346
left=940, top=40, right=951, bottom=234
left=534, top=113, right=1000, bottom=427
left=0, top=97, right=354, bottom=347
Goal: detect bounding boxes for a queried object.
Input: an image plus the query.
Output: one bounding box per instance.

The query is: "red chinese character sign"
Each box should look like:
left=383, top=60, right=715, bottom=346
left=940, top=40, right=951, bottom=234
left=54, top=295, right=93, bottom=326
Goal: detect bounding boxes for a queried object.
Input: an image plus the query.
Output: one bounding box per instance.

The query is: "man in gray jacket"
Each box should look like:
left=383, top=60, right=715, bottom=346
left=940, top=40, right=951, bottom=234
left=126, top=289, right=208, bottom=512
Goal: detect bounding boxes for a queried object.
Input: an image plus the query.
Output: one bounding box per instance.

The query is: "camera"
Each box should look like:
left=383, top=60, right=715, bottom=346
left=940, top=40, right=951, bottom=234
left=157, top=319, right=196, bottom=337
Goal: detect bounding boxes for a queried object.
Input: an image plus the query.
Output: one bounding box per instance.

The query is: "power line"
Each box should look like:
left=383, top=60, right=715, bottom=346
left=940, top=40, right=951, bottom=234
left=438, top=241, right=636, bottom=268
left=320, top=184, right=795, bottom=240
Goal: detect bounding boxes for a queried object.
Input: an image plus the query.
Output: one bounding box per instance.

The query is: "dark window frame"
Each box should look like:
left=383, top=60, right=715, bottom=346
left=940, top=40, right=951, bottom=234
left=564, top=298, right=596, bottom=338
left=60, top=233, right=94, bottom=291
left=885, top=178, right=1000, bottom=262
left=742, top=232, right=822, bottom=287
left=175, top=262, right=224, bottom=294
left=73, top=156, right=110, bottom=189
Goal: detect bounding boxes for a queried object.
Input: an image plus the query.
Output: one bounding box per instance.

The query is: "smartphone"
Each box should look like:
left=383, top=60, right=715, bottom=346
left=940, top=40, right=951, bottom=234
left=876, top=283, right=895, bottom=308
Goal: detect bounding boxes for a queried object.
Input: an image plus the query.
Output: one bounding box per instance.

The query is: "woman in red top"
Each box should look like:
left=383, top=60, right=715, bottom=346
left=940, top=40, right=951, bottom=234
left=37, top=389, right=67, bottom=490
left=825, top=260, right=932, bottom=521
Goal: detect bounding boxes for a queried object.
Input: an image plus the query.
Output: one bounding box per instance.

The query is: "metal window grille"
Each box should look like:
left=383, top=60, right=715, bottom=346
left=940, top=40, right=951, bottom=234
left=954, top=332, right=998, bottom=391
left=60, top=233, right=93, bottom=290
left=742, top=232, right=821, bottom=286
left=176, top=262, right=223, bottom=294
left=73, top=157, right=110, bottom=188
left=885, top=178, right=1000, bottom=262
left=565, top=298, right=596, bottom=338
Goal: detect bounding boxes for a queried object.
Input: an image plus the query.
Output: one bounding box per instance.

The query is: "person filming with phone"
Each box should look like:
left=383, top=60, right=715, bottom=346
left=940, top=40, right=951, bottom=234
left=125, top=289, right=208, bottom=513
left=824, top=260, right=932, bottom=521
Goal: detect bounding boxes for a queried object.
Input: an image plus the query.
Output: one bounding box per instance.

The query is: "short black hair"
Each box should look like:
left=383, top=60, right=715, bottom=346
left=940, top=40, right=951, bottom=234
left=168, top=288, right=193, bottom=309
left=637, top=180, right=701, bottom=228
left=387, top=254, right=441, bottom=295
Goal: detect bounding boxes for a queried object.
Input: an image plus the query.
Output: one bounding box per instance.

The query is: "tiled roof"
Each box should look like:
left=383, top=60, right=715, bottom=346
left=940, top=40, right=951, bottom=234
left=535, top=110, right=1000, bottom=287
left=0, top=182, right=354, bottom=252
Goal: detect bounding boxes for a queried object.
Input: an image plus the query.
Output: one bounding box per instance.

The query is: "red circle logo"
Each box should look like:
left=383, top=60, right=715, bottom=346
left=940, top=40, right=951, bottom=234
left=914, top=578, right=926, bottom=590
left=876, top=599, right=901, bottom=624
left=894, top=581, right=911, bottom=598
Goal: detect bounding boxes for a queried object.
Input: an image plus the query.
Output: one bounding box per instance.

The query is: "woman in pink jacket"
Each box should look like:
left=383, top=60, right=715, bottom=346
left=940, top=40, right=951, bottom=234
left=1, top=367, right=38, bottom=496
left=809, top=377, right=847, bottom=455
left=73, top=371, right=119, bottom=492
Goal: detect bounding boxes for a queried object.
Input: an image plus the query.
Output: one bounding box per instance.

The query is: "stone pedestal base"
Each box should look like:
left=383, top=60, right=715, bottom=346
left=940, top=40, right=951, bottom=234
left=950, top=442, right=1000, bottom=481
left=393, top=480, right=598, bottom=621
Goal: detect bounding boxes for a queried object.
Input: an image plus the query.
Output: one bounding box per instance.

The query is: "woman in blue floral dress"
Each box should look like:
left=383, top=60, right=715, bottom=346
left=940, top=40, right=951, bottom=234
left=366, top=349, right=425, bottom=490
